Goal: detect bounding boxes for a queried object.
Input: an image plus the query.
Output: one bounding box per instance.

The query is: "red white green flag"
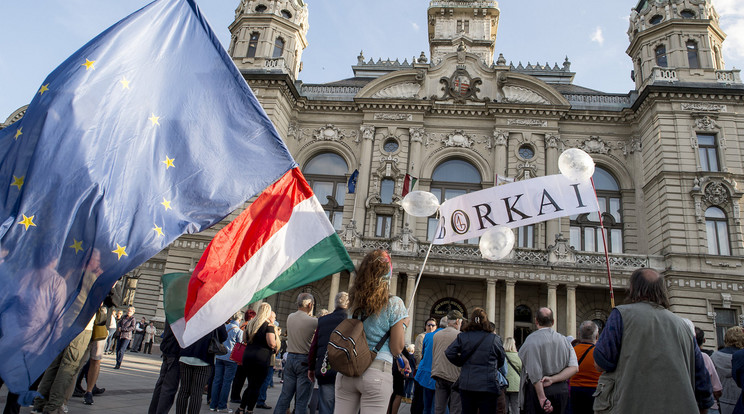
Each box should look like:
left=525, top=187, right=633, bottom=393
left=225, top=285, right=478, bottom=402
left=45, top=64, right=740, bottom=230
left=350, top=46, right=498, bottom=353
left=402, top=173, right=418, bottom=197
left=170, top=167, right=354, bottom=346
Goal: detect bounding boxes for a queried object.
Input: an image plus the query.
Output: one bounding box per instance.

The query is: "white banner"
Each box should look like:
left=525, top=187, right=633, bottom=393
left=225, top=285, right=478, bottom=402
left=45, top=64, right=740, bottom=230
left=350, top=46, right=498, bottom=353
left=432, top=174, right=598, bottom=245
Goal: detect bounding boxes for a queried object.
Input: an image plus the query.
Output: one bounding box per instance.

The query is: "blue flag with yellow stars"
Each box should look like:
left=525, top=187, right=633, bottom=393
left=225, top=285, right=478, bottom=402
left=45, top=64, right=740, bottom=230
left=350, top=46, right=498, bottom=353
left=0, top=0, right=297, bottom=398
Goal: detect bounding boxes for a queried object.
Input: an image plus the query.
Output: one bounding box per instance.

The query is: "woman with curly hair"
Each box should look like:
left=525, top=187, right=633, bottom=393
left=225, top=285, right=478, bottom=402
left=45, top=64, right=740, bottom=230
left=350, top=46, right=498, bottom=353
left=237, top=303, right=278, bottom=414
left=445, top=307, right=506, bottom=414
left=334, top=249, right=410, bottom=413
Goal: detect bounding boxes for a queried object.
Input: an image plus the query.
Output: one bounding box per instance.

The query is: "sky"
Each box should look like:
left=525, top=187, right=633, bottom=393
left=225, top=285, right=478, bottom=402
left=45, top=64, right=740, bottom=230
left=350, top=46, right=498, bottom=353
left=1, top=0, right=743, bottom=120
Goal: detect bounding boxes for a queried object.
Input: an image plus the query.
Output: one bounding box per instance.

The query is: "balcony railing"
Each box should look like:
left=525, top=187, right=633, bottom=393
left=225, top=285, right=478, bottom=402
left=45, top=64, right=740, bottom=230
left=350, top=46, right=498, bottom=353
left=716, top=69, right=742, bottom=84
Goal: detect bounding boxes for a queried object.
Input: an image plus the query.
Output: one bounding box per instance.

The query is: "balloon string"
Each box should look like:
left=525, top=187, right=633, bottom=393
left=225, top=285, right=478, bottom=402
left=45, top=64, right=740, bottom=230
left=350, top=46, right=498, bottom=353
left=406, top=209, right=439, bottom=314
left=591, top=177, right=615, bottom=308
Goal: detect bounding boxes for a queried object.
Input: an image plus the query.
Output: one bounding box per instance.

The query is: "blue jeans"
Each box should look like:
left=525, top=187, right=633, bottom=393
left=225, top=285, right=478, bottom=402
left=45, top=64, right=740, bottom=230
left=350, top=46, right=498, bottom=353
left=257, top=366, right=274, bottom=404
left=317, top=383, right=335, bottom=414
left=273, top=353, right=312, bottom=414
left=423, top=387, right=435, bottom=414
left=210, top=359, right=238, bottom=410
left=116, top=338, right=131, bottom=367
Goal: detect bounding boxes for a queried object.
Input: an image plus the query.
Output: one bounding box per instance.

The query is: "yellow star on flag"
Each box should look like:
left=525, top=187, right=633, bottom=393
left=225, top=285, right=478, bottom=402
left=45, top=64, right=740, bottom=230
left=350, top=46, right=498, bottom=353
left=162, top=156, right=175, bottom=169
left=161, top=197, right=172, bottom=211
left=120, top=76, right=131, bottom=89
left=18, top=214, right=36, bottom=230
left=38, top=84, right=49, bottom=95
left=153, top=224, right=164, bottom=237
left=112, top=243, right=128, bottom=260
left=14, top=128, right=22, bottom=140
left=82, top=59, right=96, bottom=70
left=11, top=176, right=24, bottom=190
left=148, top=113, right=160, bottom=126
left=69, top=239, right=84, bottom=254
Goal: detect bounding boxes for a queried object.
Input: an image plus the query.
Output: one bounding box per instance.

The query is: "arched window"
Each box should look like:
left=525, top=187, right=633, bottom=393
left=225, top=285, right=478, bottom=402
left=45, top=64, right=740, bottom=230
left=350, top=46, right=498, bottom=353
left=655, top=45, right=668, bottom=67
left=706, top=207, right=730, bottom=255
left=375, top=178, right=395, bottom=237
left=272, top=37, right=285, bottom=58
left=304, top=153, right=348, bottom=230
left=687, top=40, right=700, bottom=69
left=247, top=32, right=259, bottom=58
left=255, top=4, right=267, bottom=13
left=570, top=167, right=623, bottom=253
left=427, top=159, right=481, bottom=243
left=281, top=9, right=293, bottom=19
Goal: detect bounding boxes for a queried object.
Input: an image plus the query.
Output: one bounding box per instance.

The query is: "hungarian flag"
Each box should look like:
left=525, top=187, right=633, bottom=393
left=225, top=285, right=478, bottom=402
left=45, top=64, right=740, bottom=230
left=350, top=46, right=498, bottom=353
left=172, top=167, right=355, bottom=346
left=402, top=174, right=418, bottom=197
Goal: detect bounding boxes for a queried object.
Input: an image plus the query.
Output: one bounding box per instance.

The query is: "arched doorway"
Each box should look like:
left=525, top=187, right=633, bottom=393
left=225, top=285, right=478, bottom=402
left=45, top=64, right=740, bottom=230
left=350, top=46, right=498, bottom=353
left=429, top=297, right=468, bottom=323
left=514, top=304, right=533, bottom=348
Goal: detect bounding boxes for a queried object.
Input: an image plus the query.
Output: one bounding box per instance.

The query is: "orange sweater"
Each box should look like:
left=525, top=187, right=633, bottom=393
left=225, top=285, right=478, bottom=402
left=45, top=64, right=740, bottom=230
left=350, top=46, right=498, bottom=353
left=571, top=342, right=601, bottom=388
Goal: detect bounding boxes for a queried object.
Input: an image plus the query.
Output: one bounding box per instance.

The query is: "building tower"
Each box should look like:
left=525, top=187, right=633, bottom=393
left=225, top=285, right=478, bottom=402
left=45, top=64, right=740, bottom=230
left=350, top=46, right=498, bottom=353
left=427, top=0, right=500, bottom=66
left=627, top=0, right=737, bottom=90
left=228, top=0, right=309, bottom=80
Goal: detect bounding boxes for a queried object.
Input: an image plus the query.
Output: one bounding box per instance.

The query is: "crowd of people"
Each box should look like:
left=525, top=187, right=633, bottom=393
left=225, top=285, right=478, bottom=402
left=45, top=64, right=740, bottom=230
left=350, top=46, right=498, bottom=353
left=7, top=249, right=744, bottom=414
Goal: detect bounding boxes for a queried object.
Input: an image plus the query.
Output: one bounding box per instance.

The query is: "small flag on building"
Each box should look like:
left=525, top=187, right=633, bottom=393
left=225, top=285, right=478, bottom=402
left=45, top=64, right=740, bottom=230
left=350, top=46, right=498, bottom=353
left=347, top=169, right=359, bottom=193
left=496, top=174, right=515, bottom=186
left=402, top=174, right=418, bottom=197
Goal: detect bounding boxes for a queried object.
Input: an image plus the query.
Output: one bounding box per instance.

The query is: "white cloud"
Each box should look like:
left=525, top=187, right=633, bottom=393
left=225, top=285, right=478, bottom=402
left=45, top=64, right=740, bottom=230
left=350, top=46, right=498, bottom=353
left=411, top=22, right=420, bottom=31
left=591, top=27, right=605, bottom=46
left=715, top=0, right=744, bottom=64
left=714, top=0, right=744, bottom=15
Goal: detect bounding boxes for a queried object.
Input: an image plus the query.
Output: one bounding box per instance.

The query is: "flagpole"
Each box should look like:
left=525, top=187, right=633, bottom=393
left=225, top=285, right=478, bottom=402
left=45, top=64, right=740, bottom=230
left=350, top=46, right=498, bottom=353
left=591, top=177, right=616, bottom=308
left=406, top=210, right=438, bottom=314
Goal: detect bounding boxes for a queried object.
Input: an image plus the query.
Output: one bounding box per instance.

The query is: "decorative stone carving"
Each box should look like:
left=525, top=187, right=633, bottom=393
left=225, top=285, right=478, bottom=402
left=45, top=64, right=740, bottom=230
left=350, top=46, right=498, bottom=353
left=437, top=66, right=486, bottom=104
left=704, top=182, right=729, bottom=205
left=314, top=124, right=346, bottom=141
left=695, top=116, right=719, bottom=131
left=507, top=119, right=547, bottom=127
left=622, top=138, right=642, bottom=156
left=359, top=125, right=375, bottom=142
left=517, top=160, right=537, bottom=180
left=342, top=220, right=361, bottom=247
left=409, top=127, right=426, bottom=143
left=287, top=122, right=302, bottom=141
left=548, top=234, right=576, bottom=264
left=372, top=83, right=421, bottom=99
left=503, top=86, right=550, bottom=105
left=580, top=136, right=611, bottom=154
left=442, top=130, right=475, bottom=148
left=373, top=113, right=413, bottom=121
left=681, top=103, right=727, bottom=112
left=545, top=133, right=561, bottom=149
left=487, top=130, right=508, bottom=150
left=722, top=293, right=733, bottom=309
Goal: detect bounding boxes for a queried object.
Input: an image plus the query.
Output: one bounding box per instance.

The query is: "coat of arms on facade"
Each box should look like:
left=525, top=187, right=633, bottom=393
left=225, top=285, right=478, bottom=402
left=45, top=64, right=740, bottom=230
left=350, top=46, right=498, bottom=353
left=438, top=66, right=485, bottom=104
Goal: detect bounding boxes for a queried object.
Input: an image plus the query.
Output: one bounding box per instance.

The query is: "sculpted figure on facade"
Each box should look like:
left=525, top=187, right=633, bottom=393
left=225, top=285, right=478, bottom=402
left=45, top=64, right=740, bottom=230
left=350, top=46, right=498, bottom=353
left=442, top=130, right=475, bottom=148
left=580, top=136, right=611, bottom=154
left=314, top=124, right=345, bottom=142
left=359, top=125, right=375, bottom=143
left=695, top=116, right=719, bottom=131
left=409, top=127, right=426, bottom=144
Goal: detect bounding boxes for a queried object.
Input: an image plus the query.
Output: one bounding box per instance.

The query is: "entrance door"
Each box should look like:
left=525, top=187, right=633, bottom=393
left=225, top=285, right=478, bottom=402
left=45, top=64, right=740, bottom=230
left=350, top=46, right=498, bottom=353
left=429, top=297, right=468, bottom=322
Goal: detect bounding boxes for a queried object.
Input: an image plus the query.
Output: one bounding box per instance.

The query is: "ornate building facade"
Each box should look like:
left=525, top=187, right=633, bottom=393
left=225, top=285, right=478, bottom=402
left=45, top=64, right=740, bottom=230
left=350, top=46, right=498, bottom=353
left=4, top=0, right=743, bottom=347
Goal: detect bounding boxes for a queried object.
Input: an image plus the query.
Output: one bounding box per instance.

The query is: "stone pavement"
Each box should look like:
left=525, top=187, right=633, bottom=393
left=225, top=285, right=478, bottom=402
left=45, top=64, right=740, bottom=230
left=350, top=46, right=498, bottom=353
left=1, top=351, right=413, bottom=413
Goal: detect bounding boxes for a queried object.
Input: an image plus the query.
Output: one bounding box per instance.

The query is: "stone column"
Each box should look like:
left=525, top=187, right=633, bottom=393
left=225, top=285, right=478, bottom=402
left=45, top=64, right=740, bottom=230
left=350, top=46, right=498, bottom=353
left=545, top=134, right=560, bottom=244
left=566, top=284, right=577, bottom=338
left=355, top=125, right=375, bottom=232
left=407, top=127, right=426, bottom=230
left=504, top=281, right=515, bottom=339
left=493, top=130, right=508, bottom=179
left=547, top=282, right=558, bottom=329
left=389, top=272, right=399, bottom=297
left=328, top=273, right=340, bottom=310
left=405, top=274, right=417, bottom=343
left=486, top=279, right=497, bottom=323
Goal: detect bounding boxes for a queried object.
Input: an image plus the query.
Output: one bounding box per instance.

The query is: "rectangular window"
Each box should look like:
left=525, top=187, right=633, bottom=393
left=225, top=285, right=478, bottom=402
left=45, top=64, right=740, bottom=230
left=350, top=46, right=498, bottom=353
left=312, top=182, right=334, bottom=205
left=584, top=228, right=596, bottom=252
left=464, top=20, right=470, bottom=34
left=457, top=20, right=463, bottom=32
left=570, top=226, right=580, bottom=250
left=715, top=308, right=738, bottom=348
left=517, top=225, right=535, bottom=248
left=376, top=215, right=392, bottom=238
left=698, top=134, right=719, bottom=172
left=610, top=229, right=623, bottom=254
left=331, top=212, right=343, bottom=231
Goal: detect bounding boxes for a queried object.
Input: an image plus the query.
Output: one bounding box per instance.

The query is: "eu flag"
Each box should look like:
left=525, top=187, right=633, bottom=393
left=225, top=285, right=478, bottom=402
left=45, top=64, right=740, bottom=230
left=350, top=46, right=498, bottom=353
left=0, top=0, right=296, bottom=396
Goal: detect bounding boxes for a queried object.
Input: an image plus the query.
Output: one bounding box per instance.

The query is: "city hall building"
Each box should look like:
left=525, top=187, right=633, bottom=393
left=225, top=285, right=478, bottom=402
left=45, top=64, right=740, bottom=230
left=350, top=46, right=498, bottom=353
left=4, top=0, right=743, bottom=347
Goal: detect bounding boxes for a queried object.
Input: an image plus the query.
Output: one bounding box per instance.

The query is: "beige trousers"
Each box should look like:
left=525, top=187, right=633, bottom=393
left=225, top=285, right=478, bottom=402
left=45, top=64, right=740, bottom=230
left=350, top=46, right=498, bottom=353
left=334, top=360, right=394, bottom=414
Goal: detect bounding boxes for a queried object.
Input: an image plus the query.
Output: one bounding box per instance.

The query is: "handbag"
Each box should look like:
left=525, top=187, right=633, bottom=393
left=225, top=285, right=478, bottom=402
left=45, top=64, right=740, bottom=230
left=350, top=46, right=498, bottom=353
left=208, top=335, right=228, bottom=356
left=92, top=324, right=109, bottom=341
left=230, top=342, right=246, bottom=365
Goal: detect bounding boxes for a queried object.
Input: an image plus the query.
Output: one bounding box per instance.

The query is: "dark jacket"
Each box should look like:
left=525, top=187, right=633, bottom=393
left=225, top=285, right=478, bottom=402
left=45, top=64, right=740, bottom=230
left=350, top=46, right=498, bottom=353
left=308, top=307, right=348, bottom=385
left=159, top=322, right=181, bottom=357
left=119, top=315, right=136, bottom=340
left=180, top=325, right=228, bottom=365
left=445, top=331, right=505, bottom=394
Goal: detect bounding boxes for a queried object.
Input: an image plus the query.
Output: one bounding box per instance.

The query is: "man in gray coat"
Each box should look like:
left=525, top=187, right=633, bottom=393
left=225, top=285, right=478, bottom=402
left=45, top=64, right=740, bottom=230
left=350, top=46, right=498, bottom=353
left=431, top=310, right=463, bottom=414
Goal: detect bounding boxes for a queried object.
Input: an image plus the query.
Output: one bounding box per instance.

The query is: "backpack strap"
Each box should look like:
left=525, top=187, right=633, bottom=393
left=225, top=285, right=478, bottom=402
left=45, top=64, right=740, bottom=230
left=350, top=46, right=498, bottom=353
left=506, top=354, right=520, bottom=376
left=577, top=344, right=595, bottom=366
left=353, top=308, right=391, bottom=354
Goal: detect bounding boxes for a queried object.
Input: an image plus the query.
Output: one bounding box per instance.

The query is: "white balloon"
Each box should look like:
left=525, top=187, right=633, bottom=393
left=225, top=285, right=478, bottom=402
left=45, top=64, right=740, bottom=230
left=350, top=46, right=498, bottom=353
left=401, top=191, right=440, bottom=217
left=479, top=225, right=515, bottom=261
left=558, top=148, right=595, bottom=181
